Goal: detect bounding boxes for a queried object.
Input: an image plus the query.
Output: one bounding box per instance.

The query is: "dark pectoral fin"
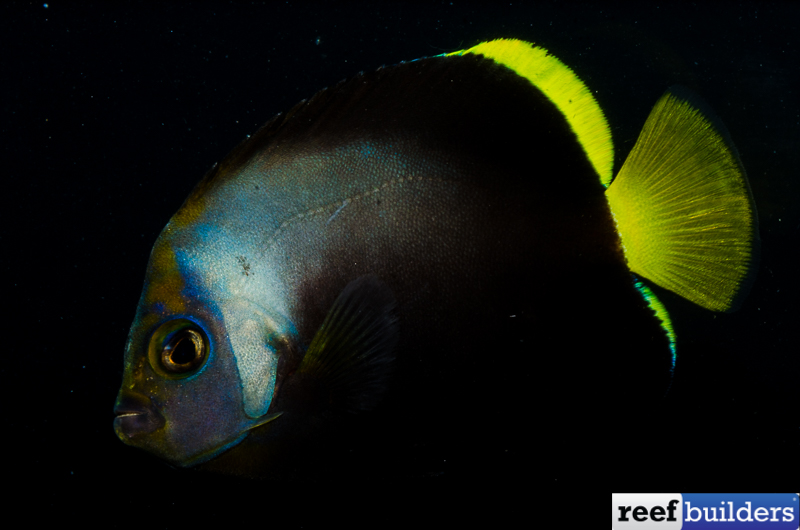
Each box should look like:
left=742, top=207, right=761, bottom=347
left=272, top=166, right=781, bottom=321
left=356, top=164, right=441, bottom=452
left=297, top=274, right=398, bottom=413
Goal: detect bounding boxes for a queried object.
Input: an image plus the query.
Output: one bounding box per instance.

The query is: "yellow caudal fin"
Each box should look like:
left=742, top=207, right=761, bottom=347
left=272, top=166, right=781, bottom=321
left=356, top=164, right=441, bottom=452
left=605, top=86, right=759, bottom=312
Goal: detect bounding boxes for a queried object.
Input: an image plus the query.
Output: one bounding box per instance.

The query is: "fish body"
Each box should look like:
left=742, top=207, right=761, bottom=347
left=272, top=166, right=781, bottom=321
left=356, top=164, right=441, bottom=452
left=114, top=40, right=757, bottom=478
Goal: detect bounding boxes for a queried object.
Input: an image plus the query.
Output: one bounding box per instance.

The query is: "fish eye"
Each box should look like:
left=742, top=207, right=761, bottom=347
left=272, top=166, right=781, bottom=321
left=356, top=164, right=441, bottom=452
left=148, top=319, right=209, bottom=379
left=162, top=328, right=205, bottom=373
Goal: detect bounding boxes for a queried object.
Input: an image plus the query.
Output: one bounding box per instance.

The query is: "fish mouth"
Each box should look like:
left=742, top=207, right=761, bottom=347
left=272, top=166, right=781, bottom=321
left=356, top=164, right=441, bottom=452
left=113, top=392, right=165, bottom=440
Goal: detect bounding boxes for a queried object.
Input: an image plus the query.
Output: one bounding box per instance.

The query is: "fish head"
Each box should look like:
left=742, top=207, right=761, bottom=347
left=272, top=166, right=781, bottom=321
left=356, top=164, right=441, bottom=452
left=113, top=231, right=293, bottom=467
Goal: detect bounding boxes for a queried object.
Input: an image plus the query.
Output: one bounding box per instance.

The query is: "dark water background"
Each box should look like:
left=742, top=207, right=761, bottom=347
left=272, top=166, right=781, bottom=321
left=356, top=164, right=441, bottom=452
left=4, top=1, right=798, bottom=525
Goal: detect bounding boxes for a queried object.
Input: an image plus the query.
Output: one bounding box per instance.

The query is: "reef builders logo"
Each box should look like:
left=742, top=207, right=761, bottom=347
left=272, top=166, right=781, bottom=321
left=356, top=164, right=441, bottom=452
left=612, top=494, right=799, bottom=530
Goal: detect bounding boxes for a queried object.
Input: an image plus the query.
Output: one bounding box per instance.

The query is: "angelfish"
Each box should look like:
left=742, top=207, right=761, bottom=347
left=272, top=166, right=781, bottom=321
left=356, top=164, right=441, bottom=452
left=113, top=39, right=757, bottom=477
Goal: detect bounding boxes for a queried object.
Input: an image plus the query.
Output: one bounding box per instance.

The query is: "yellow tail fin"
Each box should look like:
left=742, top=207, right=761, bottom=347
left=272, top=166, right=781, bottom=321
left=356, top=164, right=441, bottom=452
left=606, top=87, right=758, bottom=312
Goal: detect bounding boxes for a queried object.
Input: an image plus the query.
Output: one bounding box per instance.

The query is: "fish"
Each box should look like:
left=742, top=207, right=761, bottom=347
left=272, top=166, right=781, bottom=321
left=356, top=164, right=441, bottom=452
left=113, top=39, right=758, bottom=479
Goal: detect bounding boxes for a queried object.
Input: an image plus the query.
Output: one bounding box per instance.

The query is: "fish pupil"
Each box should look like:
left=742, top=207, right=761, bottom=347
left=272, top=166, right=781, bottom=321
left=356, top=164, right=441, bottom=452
left=171, top=335, right=197, bottom=365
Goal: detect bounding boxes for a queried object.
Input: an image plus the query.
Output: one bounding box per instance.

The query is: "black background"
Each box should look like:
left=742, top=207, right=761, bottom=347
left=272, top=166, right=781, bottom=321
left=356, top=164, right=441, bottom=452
left=4, top=0, right=798, bottom=525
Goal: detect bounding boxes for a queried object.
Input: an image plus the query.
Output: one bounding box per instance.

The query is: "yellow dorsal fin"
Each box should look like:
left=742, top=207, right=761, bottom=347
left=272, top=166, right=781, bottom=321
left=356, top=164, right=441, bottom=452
left=448, top=39, right=614, bottom=187
left=605, top=87, right=758, bottom=312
